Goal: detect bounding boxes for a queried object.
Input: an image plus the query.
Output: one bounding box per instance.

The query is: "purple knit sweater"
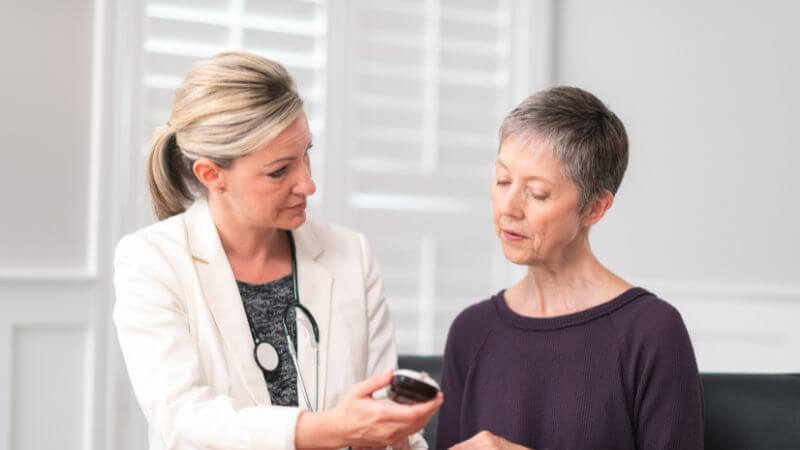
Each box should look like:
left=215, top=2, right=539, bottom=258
left=436, top=288, right=704, bottom=450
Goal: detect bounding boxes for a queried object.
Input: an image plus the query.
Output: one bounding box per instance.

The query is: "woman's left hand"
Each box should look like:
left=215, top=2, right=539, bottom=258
left=450, top=431, right=531, bottom=450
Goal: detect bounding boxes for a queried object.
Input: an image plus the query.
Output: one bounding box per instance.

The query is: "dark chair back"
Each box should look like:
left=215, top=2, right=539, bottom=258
left=702, top=373, right=800, bottom=450
left=398, top=355, right=445, bottom=446
left=398, top=355, right=800, bottom=450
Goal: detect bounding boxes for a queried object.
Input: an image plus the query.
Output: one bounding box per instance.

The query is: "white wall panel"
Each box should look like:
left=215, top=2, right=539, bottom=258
left=11, top=326, right=88, bottom=450
left=0, top=0, right=95, bottom=273
left=0, top=284, right=94, bottom=450
left=555, top=0, right=800, bottom=286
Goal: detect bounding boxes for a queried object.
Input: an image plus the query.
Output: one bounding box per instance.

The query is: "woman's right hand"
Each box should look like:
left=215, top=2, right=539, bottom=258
left=295, top=369, right=443, bottom=449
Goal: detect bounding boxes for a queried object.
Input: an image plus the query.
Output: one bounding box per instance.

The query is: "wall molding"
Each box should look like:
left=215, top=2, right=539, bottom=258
left=502, top=261, right=800, bottom=303
left=0, top=269, right=96, bottom=283
left=636, top=278, right=800, bottom=302
left=106, top=0, right=145, bottom=447
left=86, top=0, right=107, bottom=281
left=425, top=281, right=800, bottom=317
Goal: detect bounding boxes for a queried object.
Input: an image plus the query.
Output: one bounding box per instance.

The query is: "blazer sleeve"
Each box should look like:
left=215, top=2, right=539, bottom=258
left=113, top=234, right=301, bottom=450
left=358, top=232, right=397, bottom=377
left=356, top=233, right=428, bottom=450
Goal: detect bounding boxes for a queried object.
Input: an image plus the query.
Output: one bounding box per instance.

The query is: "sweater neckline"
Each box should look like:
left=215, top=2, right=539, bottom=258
left=493, top=287, right=651, bottom=331
left=235, top=273, right=293, bottom=289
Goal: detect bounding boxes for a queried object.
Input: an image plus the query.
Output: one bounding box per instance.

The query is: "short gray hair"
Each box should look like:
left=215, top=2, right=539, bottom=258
left=499, top=86, right=628, bottom=211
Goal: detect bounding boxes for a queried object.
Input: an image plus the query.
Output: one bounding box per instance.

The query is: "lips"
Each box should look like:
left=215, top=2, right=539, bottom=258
left=287, top=200, right=307, bottom=210
left=502, top=229, right=527, bottom=241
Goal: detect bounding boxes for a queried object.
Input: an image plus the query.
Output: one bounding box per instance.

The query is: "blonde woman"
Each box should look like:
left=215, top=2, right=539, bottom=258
left=113, top=52, right=441, bottom=450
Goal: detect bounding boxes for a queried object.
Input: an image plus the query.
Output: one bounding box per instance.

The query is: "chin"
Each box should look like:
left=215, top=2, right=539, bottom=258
left=500, top=246, right=531, bottom=266
left=280, top=214, right=307, bottom=230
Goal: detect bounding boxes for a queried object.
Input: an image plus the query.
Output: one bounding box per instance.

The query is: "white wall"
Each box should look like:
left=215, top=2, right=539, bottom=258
left=551, top=0, right=800, bottom=371
left=2, top=1, right=799, bottom=449
left=0, top=0, right=125, bottom=449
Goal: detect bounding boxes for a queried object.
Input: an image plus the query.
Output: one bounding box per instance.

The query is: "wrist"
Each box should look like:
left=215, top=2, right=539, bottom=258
left=295, top=409, right=346, bottom=449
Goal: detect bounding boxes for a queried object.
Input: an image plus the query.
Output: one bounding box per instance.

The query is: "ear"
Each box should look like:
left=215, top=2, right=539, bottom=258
left=581, top=191, right=614, bottom=226
left=192, top=159, right=225, bottom=192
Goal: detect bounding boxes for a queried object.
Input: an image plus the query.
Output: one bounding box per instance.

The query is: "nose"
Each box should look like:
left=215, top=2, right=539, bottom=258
left=496, top=184, right=524, bottom=220
left=293, top=158, right=316, bottom=196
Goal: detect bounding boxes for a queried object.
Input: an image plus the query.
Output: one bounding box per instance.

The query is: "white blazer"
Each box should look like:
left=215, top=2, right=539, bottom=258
left=113, top=199, right=425, bottom=449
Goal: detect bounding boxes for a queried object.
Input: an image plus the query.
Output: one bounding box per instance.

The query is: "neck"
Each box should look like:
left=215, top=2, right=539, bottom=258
left=508, top=234, right=630, bottom=317
left=207, top=196, right=286, bottom=264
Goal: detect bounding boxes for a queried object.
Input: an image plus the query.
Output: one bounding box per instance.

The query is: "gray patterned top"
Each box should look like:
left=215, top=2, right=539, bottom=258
left=237, top=274, right=298, bottom=407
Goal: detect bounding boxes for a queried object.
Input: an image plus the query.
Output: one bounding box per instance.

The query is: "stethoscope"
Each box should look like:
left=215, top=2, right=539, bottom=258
left=243, top=231, right=320, bottom=411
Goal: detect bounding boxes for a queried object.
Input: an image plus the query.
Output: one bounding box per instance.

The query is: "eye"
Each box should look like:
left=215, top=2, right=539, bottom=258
left=495, top=178, right=510, bottom=187
left=267, top=166, right=288, bottom=178
left=526, top=190, right=548, bottom=201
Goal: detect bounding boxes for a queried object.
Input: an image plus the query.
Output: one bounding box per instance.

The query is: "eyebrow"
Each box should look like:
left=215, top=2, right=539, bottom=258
left=494, top=159, right=553, bottom=184
left=262, top=142, right=313, bottom=167
left=263, top=156, right=295, bottom=167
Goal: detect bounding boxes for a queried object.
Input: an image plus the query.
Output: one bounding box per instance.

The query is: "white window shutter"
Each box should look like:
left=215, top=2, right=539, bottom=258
left=330, top=0, right=528, bottom=354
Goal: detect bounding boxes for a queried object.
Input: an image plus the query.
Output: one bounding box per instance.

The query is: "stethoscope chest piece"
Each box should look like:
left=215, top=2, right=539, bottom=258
left=254, top=341, right=280, bottom=372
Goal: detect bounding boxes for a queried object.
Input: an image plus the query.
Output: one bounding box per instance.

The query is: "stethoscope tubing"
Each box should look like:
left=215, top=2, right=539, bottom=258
left=243, top=231, right=321, bottom=411
left=285, top=231, right=320, bottom=411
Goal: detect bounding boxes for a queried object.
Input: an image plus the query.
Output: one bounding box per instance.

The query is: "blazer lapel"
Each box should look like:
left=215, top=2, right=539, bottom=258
left=184, top=199, right=270, bottom=405
left=292, top=221, right=333, bottom=411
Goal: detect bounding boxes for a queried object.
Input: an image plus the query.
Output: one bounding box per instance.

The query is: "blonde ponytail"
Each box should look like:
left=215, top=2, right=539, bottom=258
left=146, top=124, right=195, bottom=220
left=143, top=51, right=304, bottom=220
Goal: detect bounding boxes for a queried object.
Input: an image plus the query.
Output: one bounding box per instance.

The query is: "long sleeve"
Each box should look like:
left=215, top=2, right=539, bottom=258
left=113, top=234, right=301, bottom=449
left=625, top=304, right=704, bottom=450
left=436, top=310, right=471, bottom=449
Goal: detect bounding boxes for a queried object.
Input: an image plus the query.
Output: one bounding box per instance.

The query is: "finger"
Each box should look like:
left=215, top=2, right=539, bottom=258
left=451, top=432, right=482, bottom=449
left=402, top=393, right=443, bottom=423
left=349, top=369, right=393, bottom=399
left=403, top=392, right=444, bottom=417
left=466, top=431, right=497, bottom=449
left=409, top=394, right=444, bottom=428
left=375, top=395, right=443, bottom=425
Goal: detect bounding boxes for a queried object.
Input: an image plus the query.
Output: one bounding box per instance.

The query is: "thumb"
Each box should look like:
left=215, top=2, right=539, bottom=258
left=349, top=369, right=393, bottom=399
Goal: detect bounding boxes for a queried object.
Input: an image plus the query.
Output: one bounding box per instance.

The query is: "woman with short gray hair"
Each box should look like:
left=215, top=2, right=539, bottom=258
left=437, top=87, right=703, bottom=450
